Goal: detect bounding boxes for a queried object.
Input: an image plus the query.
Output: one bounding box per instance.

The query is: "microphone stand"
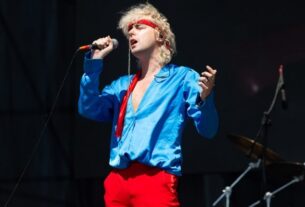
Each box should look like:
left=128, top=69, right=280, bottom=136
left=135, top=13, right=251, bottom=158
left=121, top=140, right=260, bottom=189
left=247, top=66, right=285, bottom=198
left=248, top=175, right=304, bottom=207
left=213, top=159, right=261, bottom=207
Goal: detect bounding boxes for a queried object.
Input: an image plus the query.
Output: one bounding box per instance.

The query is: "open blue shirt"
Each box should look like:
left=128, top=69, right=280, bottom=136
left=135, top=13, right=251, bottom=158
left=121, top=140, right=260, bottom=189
left=78, top=54, right=219, bottom=176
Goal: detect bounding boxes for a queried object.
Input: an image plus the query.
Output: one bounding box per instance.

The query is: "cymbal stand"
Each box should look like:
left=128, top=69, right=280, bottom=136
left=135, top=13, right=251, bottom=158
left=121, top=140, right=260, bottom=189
left=213, top=159, right=261, bottom=207
left=248, top=65, right=285, bottom=194
left=248, top=175, right=304, bottom=207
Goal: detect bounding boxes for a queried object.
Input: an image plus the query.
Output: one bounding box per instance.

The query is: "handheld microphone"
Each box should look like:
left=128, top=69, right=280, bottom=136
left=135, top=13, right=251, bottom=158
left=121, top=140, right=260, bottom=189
left=278, top=65, right=288, bottom=110
left=78, top=38, right=119, bottom=51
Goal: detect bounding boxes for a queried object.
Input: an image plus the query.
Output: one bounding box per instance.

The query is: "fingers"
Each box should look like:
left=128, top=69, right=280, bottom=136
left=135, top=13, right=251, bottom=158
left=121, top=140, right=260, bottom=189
left=91, top=36, right=114, bottom=59
left=198, top=81, right=208, bottom=90
left=201, top=65, right=217, bottom=81
left=206, top=65, right=216, bottom=73
left=200, top=65, right=217, bottom=85
left=199, top=76, right=209, bottom=84
left=198, top=65, right=217, bottom=100
left=92, top=36, right=113, bottom=50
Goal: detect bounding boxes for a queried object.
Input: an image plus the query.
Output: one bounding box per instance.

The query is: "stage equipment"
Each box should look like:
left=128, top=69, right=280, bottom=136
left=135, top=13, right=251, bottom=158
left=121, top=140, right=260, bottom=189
left=213, top=134, right=284, bottom=207
left=227, top=134, right=284, bottom=164
left=267, top=161, right=305, bottom=179
left=212, top=159, right=261, bottom=207
left=249, top=162, right=305, bottom=207
left=213, top=65, right=287, bottom=207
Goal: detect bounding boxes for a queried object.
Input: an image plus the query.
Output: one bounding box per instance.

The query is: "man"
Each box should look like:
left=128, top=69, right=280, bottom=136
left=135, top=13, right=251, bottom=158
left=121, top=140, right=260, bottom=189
left=78, top=3, right=218, bottom=207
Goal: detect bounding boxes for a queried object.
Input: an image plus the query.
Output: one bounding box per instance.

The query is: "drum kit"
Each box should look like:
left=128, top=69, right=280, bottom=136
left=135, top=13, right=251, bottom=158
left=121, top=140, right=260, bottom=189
left=212, top=134, right=305, bottom=207
left=213, top=65, right=305, bottom=207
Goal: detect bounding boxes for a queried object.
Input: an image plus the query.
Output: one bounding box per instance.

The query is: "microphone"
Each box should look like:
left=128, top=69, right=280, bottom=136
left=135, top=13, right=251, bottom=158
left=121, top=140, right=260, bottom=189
left=78, top=38, right=119, bottom=51
left=278, top=65, right=288, bottom=110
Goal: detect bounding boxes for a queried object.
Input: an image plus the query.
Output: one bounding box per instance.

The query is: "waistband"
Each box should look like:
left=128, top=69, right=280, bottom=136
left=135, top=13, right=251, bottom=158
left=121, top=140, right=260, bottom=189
left=113, top=162, right=165, bottom=178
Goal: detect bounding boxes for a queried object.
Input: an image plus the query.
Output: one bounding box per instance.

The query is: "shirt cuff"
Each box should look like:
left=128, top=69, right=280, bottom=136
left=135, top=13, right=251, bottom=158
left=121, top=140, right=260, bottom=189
left=196, top=90, right=215, bottom=110
left=83, top=51, right=103, bottom=74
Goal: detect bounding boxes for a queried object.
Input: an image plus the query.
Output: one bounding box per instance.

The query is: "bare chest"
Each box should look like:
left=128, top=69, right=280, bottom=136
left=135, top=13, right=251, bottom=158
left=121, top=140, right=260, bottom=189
left=131, top=78, right=153, bottom=112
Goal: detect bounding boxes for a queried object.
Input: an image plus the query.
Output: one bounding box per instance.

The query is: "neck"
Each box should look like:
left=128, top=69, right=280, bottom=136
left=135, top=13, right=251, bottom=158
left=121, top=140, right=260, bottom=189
left=139, top=58, right=163, bottom=79
left=137, top=48, right=163, bottom=79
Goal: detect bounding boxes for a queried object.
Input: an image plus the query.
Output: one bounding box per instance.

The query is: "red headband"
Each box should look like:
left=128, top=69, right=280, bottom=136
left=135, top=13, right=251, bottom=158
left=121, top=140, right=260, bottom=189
left=127, top=19, right=171, bottom=51
left=128, top=19, right=158, bottom=31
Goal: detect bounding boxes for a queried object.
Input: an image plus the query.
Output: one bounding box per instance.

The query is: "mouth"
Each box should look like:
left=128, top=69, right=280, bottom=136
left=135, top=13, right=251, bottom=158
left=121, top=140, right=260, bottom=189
left=129, top=39, right=138, bottom=47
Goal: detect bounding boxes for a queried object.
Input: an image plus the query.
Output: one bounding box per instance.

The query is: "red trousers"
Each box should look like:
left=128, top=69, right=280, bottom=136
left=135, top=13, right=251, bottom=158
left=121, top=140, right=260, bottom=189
left=104, top=162, right=180, bottom=207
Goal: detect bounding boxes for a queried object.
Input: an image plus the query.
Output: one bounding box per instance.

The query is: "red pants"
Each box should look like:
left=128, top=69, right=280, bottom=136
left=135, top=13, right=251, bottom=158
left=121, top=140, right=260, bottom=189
left=104, top=162, right=180, bottom=207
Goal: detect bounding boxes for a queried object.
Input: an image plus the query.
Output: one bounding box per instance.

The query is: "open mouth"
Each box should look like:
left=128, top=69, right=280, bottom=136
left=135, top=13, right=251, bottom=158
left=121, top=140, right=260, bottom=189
left=130, top=39, right=138, bottom=47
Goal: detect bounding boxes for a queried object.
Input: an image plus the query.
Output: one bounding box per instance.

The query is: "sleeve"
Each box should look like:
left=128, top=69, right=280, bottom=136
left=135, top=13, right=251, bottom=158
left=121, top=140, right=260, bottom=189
left=78, top=52, right=117, bottom=122
left=183, top=69, right=219, bottom=138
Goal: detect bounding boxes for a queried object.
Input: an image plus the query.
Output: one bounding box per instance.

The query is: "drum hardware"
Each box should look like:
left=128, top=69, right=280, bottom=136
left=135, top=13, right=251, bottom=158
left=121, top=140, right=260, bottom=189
left=227, top=134, right=284, bottom=164
left=248, top=162, right=305, bottom=207
left=213, top=66, right=288, bottom=207
left=212, top=159, right=261, bottom=207
left=213, top=134, right=284, bottom=207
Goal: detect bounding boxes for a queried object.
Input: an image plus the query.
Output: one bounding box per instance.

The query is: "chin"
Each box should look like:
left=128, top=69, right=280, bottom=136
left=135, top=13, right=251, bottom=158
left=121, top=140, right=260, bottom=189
left=130, top=48, right=142, bottom=58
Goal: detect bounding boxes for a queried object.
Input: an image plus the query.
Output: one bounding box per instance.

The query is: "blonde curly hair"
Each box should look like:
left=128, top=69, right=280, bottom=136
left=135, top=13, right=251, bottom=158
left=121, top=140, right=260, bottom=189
left=118, top=3, right=176, bottom=65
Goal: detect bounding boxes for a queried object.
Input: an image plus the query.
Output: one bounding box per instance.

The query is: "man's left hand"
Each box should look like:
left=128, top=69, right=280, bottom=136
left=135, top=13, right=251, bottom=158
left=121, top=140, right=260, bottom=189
left=198, top=65, right=217, bottom=100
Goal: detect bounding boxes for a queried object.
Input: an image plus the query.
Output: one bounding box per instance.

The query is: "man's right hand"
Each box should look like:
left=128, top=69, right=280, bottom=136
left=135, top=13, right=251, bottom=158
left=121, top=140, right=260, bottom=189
left=91, top=36, right=114, bottom=59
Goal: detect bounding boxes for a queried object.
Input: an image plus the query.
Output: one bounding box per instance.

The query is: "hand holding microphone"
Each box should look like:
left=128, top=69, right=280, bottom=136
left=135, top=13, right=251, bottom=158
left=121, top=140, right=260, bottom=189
left=79, top=36, right=119, bottom=59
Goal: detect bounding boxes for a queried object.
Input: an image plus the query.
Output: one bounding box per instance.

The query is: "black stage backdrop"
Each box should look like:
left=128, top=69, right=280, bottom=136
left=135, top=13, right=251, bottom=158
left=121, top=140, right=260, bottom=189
left=1, top=0, right=305, bottom=206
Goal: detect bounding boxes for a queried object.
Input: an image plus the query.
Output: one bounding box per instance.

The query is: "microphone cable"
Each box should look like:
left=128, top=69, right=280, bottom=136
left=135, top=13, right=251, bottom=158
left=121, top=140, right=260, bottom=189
left=3, top=47, right=83, bottom=207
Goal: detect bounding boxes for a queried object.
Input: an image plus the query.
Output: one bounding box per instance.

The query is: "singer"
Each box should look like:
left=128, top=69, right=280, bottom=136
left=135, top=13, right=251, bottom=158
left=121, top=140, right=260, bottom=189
left=78, top=3, right=218, bottom=207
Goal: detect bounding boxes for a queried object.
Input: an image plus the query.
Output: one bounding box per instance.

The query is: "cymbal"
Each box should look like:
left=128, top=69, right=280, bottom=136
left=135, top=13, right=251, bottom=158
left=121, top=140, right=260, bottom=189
left=267, top=161, right=305, bottom=180
left=227, top=134, right=284, bottom=163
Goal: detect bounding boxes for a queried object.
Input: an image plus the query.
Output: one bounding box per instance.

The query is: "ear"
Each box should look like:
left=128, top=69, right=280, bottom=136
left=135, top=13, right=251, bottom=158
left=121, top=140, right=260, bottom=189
left=156, top=30, right=164, bottom=43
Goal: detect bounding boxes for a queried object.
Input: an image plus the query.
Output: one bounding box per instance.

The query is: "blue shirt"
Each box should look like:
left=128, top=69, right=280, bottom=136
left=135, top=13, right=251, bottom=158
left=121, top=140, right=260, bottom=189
left=78, top=54, right=219, bottom=175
